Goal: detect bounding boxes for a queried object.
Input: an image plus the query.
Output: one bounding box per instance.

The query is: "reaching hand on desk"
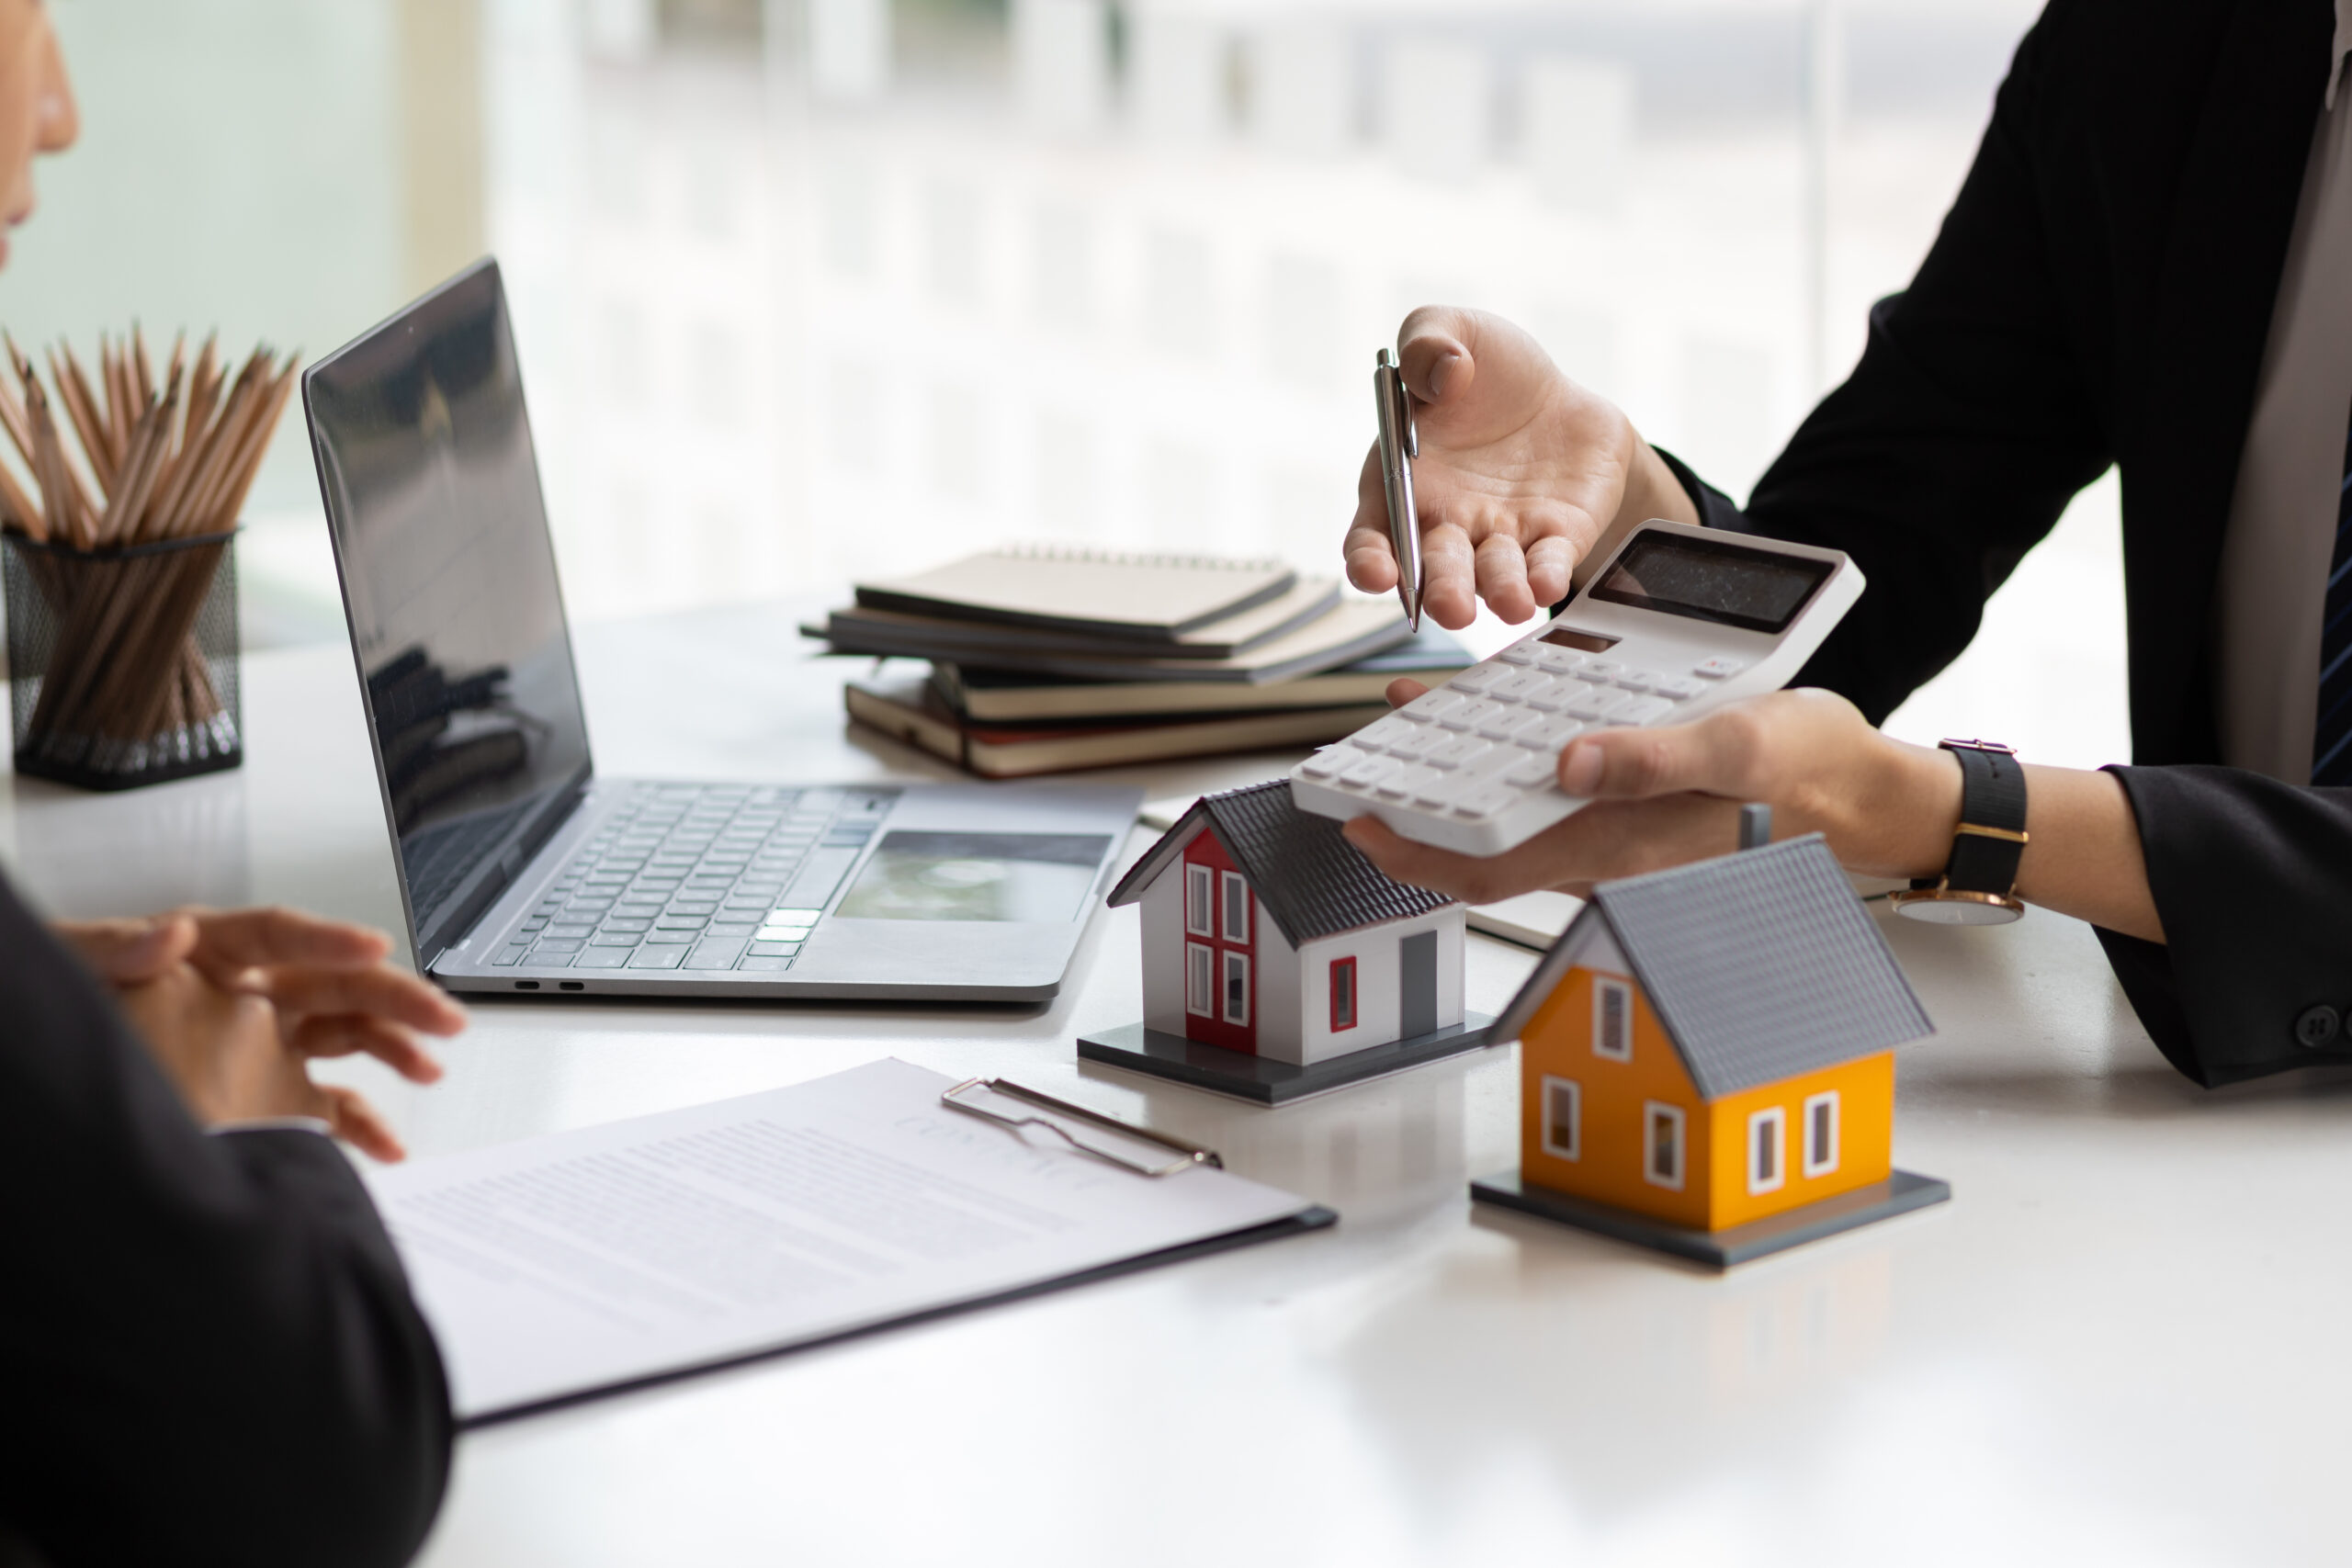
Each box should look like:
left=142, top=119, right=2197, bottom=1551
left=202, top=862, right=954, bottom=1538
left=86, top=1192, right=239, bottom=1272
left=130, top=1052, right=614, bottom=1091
left=1343, top=305, right=1702, bottom=629
left=58, top=906, right=467, bottom=1161
left=1341, top=683, right=2167, bottom=943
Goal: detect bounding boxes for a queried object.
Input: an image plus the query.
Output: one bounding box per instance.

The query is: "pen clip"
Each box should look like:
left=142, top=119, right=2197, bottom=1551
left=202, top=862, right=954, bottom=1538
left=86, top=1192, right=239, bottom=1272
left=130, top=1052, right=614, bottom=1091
left=940, top=1077, right=1223, bottom=1179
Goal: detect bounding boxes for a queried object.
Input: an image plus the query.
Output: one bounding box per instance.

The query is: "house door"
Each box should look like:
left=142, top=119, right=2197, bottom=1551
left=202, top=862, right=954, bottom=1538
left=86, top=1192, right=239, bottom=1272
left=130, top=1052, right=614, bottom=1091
left=1399, top=929, right=1437, bottom=1039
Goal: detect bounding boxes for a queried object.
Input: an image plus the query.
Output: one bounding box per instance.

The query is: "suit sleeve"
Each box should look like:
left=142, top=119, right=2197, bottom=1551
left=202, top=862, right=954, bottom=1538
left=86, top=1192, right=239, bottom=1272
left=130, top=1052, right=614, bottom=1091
left=1657, top=0, right=2115, bottom=723
left=0, top=876, right=452, bottom=1568
left=2091, top=768, right=2352, bottom=1088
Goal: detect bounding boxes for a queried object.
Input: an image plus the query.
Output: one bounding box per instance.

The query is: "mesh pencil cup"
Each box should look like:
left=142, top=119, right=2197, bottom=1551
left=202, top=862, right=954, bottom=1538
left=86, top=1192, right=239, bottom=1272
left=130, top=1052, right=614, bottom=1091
left=3, top=528, right=242, bottom=790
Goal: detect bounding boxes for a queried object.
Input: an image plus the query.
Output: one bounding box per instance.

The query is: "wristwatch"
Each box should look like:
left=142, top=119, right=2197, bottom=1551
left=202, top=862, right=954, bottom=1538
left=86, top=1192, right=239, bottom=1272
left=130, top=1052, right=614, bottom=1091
left=1887, top=739, right=2028, bottom=925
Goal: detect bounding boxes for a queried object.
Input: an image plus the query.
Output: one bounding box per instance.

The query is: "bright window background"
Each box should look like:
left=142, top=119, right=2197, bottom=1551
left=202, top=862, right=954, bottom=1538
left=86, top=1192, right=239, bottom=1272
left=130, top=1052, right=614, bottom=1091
left=0, top=0, right=2129, bottom=769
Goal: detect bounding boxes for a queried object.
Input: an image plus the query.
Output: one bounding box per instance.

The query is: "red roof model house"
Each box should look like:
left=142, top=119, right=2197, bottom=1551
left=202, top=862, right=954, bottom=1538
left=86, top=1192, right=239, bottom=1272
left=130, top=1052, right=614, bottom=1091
left=1082, top=781, right=1486, bottom=1103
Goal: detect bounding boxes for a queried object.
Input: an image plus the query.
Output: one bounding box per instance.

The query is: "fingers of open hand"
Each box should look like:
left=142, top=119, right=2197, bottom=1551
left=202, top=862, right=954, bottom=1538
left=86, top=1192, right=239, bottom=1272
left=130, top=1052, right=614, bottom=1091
left=1521, top=534, right=1575, bottom=609
left=185, top=905, right=392, bottom=972
left=316, top=1084, right=407, bottom=1164
left=259, top=963, right=468, bottom=1039
left=1417, top=522, right=1481, bottom=629
left=1473, top=534, right=1537, bottom=623
left=290, top=1011, right=447, bottom=1084
left=1345, top=446, right=1400, bottom=593
left=56, top=913, right=198, bottom=984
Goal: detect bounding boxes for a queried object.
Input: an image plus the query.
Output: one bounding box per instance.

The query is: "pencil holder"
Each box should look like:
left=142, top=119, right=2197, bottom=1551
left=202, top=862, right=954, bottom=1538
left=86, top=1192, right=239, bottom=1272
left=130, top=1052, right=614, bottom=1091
left=4, top=528, right=243, bottom=790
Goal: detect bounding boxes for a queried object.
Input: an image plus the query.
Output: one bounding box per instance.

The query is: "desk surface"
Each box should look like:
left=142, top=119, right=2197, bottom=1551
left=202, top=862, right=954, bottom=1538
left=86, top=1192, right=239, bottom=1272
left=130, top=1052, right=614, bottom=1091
left=6, top=604, right=2346, bottom=1568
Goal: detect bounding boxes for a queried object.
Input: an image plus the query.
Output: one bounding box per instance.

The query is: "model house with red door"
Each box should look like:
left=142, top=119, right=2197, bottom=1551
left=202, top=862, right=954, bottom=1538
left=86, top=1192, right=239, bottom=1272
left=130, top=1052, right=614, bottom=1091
left=1106, top=780, right=1465, bottom=1066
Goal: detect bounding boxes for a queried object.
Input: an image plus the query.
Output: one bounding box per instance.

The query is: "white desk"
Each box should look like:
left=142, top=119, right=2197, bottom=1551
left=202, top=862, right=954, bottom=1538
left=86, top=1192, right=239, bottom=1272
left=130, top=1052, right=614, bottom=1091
left=6, top=604, right=2347, bottom=1568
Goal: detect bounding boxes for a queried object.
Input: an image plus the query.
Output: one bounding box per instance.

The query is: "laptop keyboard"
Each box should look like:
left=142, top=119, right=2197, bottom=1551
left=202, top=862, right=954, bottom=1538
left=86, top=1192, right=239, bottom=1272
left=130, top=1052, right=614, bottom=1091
left=488, top=783, right=896, bottom=975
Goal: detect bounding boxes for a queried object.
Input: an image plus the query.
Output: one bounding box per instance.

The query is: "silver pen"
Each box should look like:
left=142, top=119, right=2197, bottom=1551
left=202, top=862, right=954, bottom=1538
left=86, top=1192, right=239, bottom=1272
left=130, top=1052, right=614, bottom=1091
left=1374, top=347, right=1422, bottom=631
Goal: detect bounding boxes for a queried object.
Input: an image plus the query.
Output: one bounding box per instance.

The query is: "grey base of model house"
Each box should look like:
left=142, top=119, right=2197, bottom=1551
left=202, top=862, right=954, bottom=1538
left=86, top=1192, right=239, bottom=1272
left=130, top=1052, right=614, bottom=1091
left=1078, top=1013, right=1498, bottom=1106
left=1471, top=1168, right=1952, bottom=1267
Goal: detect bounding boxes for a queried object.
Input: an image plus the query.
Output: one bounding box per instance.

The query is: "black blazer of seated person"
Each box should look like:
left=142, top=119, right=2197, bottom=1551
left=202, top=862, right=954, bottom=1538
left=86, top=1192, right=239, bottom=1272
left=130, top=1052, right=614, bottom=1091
left=1657, top=0, right=2352, bottom=1089
left=0, top=876, right=452, bottom=1568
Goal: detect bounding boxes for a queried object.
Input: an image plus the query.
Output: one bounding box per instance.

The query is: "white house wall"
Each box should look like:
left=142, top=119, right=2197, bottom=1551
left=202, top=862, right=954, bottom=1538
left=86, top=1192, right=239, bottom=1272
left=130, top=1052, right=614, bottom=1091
left=1138, top=843, right=1191, bottom=1037
left=1289, top=908, right=1467, bottom=1065
left=1252, top=897, right=1303, bottom=1061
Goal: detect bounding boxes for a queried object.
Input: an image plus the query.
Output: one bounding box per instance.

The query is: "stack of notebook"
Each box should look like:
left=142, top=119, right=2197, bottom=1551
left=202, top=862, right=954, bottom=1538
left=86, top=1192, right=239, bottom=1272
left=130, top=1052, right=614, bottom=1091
left=812, top=547, right=1470, bottom=778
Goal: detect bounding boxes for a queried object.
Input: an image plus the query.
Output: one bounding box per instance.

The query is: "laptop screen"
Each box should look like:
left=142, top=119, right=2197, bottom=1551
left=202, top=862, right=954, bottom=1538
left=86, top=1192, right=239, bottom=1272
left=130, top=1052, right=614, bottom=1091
left=305, top=260, right=594, bottom=964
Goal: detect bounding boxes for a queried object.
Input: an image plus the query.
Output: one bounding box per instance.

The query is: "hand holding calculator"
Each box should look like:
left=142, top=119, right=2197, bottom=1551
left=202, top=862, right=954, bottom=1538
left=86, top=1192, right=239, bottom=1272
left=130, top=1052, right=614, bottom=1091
left=1290, top=519, right=1863, bottom=856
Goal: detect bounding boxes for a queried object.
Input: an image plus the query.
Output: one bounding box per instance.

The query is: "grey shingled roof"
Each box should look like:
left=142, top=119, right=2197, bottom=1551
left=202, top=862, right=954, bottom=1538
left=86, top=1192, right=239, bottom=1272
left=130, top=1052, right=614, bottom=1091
left=1492, top=835, right=1932, bottom=1100
left=1106, top=780, right=1455, bottom=946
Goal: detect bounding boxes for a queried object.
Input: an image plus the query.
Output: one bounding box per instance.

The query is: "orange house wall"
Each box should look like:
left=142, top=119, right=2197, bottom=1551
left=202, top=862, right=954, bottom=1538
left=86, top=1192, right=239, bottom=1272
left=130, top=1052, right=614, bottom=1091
left=1518, top=964, right=1896, bottom=1232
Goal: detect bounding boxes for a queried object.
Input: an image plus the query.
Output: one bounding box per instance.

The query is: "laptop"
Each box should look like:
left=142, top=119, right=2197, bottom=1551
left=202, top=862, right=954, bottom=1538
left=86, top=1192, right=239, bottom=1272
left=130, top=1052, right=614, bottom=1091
left=303, top=259, right=1140, bottom=1001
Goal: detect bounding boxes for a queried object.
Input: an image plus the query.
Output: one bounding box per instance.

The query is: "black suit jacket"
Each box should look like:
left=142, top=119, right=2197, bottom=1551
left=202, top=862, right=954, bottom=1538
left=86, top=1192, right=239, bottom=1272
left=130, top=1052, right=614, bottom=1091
left=0, top=875, right=452, bottom=1567
left=1657, top=0, right=2352, bottom=1086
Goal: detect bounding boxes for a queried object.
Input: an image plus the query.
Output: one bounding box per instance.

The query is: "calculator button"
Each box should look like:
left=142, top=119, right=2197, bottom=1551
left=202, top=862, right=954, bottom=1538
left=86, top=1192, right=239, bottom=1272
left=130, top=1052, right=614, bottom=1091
left=1487, top=669, right=1549, bottom=702
left=1412, top=770, right=1478, bottom=808
left=1580, top=659, right=1626, bottom=681
left=1613, top=696, right=1677, bottom=726
left=1649, top=676, right=1705, bottom=701
left=1447, top=665, right=1510, bottom=694
left=1376, top=765, right=1440, bottom=800
left=1440, top=699, right=1508, bottom=732
left=1693, top=656, right=1747, bottom=679
left=1532, top=646, right=1585, bottom=674
left=1563, top=684, right=1630, bottom=721
left=1454, top=785, right=1519, bottom=821
left=1394, top=704, right=1439, bottom=725
left=1298, top=747, right=1354, bottom=780
left=1615, top=669, right=1668, bottom=693
left=1518, top=675, right=1582, bottom=713
left=1408, top=689, right=1468, bottom=720
left=1476, top=707, right=1544, bottom=742
left=1357, top=716, right=1417, bottom=750
left=1340, top=754, right=1399, bottom=789
left=1424, top=735, right=1495, bottom=771
left=1497, top=643, right=1543, bottom=666
left=1521, top=715, right=1588, bottom=750
left=1503, top=752, right=1559, bottom=788
left=1386, top=728, right=1445, bottom=761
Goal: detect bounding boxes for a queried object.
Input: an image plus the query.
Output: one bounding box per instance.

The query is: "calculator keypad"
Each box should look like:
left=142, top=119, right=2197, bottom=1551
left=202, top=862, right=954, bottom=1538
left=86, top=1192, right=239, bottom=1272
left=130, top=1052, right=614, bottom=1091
left=1300, top=627, right=1712, bottom=829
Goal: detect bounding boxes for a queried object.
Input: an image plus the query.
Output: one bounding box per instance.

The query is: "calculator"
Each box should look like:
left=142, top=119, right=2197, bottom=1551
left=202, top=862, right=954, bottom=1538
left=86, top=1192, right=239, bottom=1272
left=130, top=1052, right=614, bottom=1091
left=1289, top=519, right=1863, bottom=856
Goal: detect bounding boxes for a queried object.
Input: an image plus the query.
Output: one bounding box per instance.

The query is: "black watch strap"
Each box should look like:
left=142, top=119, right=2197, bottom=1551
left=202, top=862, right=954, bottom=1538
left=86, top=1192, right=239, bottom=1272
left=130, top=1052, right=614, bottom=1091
left=1927, top=739, right=2028, bottom=896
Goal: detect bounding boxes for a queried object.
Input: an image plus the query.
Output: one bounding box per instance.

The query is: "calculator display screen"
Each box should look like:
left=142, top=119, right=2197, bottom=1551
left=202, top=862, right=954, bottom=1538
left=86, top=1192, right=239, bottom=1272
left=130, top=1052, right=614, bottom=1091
left=1589, top=534, right=1832, bottom=634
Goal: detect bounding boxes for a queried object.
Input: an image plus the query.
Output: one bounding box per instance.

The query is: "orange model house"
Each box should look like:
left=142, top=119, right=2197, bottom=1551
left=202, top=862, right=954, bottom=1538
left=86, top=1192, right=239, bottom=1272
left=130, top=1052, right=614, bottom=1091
left=1472, top=833, right=1947, bottom=1265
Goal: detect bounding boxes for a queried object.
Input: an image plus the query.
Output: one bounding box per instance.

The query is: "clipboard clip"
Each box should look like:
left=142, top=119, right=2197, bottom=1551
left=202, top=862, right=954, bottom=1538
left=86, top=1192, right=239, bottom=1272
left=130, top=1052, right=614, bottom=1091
left=941, top=1077, right=1223, bottom=1179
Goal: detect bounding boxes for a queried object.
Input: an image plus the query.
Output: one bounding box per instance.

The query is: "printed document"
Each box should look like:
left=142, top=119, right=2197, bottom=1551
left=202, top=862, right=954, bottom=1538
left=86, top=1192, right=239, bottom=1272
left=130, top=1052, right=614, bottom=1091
left=368, top=1059, right=1321, bottom=1419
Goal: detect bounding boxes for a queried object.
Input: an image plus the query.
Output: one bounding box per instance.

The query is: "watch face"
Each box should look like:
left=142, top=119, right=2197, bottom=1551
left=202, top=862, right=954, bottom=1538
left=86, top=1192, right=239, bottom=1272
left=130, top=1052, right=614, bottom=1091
left=1892, top=893, right=2024, bottom=927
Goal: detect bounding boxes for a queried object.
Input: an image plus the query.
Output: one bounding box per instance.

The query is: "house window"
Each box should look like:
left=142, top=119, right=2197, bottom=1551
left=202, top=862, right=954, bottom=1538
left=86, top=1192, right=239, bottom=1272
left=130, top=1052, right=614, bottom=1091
left=1184, top=864, right=1213, bottom=938
left=1592, top=976, right=1633, bottom=1062
left=1747, top=1106, right=1786, bottom=1195
left=1329, top=956, right=1358, bottom=1031
left=1804, top=1091, right=1840, bottom=1179
left=1643, top=1101, right=1685, bottom=1190
left=1541, top=1076, right=1580, bottom=1161
left=1220, top=870, right=1250, bottom=942
left=1185, top=941, right=1213, bottom=1016
left=1221, top=950, right=1250, bottom=1026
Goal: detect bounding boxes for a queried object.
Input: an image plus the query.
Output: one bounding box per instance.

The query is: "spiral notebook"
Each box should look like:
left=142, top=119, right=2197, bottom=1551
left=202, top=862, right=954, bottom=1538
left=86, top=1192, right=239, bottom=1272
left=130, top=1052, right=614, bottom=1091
left=853, top=546, right=1299, bottom=643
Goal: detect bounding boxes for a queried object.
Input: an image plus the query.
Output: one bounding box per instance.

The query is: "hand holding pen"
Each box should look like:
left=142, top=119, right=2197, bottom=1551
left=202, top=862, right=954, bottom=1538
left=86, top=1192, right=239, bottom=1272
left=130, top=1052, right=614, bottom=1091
left=1343, top=304, right=1701, bottom=630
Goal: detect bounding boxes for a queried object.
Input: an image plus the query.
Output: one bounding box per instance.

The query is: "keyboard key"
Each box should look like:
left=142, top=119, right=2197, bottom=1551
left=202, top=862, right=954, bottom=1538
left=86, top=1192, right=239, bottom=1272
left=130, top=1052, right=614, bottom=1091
left=519, top=919, right=548, bottom=933
left=1406, top=688, right=1466, bottom=720
left=1519, top=676, right=1582, bottom=714
left=548, top=922, right=598, bottom=938
left=750, top=940, right=804, bottom=957
left=1580, top=659, right=1626, bottom=681
left=1693, top=655, right=1747, bottom=679
left=1447, top=665, right=1510, bottom=694
left=781, top=849, right=861, bottom=912
left=685, top=938, right=749, bottom=970
left=1340, top=754, right=1398, bottom=789
left=640, top=931, right=695, bottom=946
left=628, top=947, right=687, bottom=969
left=740, top=955, right=795, bottom=972
left=1521, top=715, right=1589, bottom=750
left=493, top=944, right=532, bottom=966
left=528, top=949, right=575, bottom=968
left=575, top=948, right=634, bottom=968
left=1386, top=728, right=1444, bottom=761
left=601, top=916, right=654, bottom=931
left=1532, top=646, right=1585, bottom=674
left=591, top=932, right=642, bottom=947
left=1650, top=675, right=1705, bottom=700
left=707, top=920, right=759, bottom=937
left=533, top=938, right=584, bottom=953
left=1455, top=785, right=1519, bottom=820
left=1412, top=770, right=1477, bottom=808
left=1425, top=735, right=1494, bottom=771
left=1613, top=696, right=1676, bottom=726
left=1357, top=716, right=1417, bottom=750
left=1614, top=668, right=1668, bottom=693
left=1496, top=642, right=1543, bottom=666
